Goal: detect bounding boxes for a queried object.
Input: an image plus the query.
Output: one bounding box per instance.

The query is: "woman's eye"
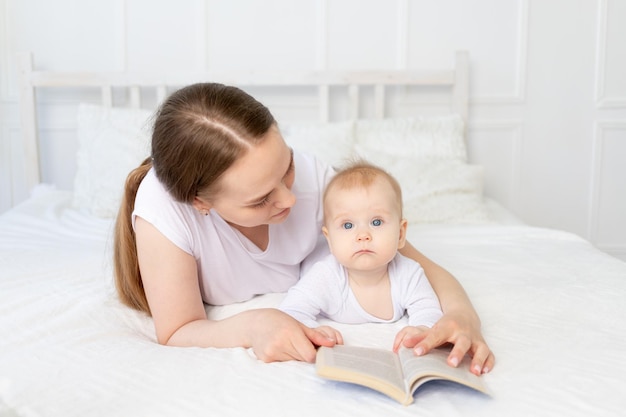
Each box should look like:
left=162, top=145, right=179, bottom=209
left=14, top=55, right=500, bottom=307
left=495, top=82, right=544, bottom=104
left=372, top=219, right=382, bottom=226
left=342, top=222, right=353, bottom=230
left=252, top=197, right=270, bottom=208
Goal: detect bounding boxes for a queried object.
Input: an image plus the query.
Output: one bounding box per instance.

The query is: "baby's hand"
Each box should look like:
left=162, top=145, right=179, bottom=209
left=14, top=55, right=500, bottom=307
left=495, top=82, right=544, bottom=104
left=315, top=325, right=344, bottom=345
left=392, top=325, right=429, bottom=353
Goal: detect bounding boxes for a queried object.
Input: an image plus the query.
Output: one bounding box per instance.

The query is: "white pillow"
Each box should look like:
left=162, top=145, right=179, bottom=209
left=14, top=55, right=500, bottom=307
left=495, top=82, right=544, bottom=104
left=279, top=120, right=355, bottom=168
left=354, top=115, right=467, bottom=162
left=354, top=145, right=490, bottom=224
left=74, top=103, right=153, bottom=218
left=401, top=160, right=489, bottom=224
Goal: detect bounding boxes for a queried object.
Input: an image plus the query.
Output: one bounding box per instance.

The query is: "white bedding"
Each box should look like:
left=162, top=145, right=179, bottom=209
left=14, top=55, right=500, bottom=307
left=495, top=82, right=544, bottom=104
left=2, top=186, right=625, bottom=417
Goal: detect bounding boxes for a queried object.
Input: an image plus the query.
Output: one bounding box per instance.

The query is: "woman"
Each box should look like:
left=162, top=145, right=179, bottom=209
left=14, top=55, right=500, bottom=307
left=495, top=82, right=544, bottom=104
left=114, top=82, right=494, bottom=373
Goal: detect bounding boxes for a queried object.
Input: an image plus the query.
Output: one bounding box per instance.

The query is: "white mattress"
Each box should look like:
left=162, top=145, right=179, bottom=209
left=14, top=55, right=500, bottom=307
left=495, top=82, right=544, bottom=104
left=1, top=186, right=625, bottom=417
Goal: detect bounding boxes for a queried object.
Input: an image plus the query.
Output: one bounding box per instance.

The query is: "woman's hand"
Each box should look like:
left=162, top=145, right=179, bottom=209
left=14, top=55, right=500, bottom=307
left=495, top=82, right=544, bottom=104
left=398, top=242, right=495, bottom=376
left=247, top=309, right=338, bottom=363
left=397, top=311, right=495, bottom=376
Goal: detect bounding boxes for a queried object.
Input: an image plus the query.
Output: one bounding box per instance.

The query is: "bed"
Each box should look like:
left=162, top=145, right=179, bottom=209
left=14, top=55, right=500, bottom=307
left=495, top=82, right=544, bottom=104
left=2, top=51, right=626, bottom=417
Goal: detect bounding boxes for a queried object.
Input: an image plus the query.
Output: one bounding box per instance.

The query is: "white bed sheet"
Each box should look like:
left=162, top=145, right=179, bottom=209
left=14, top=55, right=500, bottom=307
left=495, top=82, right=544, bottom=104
left=1, top=186, right=626, bottom=417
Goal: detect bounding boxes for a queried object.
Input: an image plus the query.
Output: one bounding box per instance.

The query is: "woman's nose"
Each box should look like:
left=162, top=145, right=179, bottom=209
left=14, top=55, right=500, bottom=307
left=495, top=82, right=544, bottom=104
left=274, top=184, right=296, bottom=209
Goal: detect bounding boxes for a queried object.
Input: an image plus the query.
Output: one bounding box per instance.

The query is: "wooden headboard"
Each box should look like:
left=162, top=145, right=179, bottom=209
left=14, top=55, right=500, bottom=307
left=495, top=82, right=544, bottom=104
left=17, top=51, right=469, bottom=193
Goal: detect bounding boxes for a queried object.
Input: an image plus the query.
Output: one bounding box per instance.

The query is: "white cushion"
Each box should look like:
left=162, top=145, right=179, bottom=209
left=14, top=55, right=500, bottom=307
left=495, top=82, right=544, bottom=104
left=354, top=145, right=489, bottom=224
left=350, top=115, right=489, bottom=224
left=279, top=120, right=355, bottom=168
left=354, top=114, right=467, bottom=162
left=73, top=103, right=153, bottom=218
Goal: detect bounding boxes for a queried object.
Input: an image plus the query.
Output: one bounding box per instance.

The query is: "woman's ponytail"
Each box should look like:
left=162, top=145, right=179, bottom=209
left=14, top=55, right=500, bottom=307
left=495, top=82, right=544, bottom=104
left=113, top=157, right=153, bottom=314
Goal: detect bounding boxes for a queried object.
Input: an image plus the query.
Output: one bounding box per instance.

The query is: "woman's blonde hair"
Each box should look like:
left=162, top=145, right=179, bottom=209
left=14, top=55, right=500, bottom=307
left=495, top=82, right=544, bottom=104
left=114, top=83, right=275, bottom=314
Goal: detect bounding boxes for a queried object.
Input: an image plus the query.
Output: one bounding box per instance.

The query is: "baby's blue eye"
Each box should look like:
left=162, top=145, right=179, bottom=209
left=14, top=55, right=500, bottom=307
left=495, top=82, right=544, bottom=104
left=372, top=219, right=382, bottom=226
left=342, top=222, right=353, bottom=230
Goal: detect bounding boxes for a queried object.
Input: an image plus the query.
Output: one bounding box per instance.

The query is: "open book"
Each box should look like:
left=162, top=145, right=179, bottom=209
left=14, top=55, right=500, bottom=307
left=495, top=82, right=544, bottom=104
left=316, top=345, right=490, bottom=406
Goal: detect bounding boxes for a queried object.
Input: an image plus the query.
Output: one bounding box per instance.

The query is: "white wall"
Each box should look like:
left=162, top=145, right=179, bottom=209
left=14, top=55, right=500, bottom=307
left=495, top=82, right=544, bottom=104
left=1, top=0, right=625, bottom=261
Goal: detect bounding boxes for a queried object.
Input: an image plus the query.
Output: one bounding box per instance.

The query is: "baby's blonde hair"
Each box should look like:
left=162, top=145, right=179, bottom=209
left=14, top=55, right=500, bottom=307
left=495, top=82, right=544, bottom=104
left=323, top=159, right=403, bottom=222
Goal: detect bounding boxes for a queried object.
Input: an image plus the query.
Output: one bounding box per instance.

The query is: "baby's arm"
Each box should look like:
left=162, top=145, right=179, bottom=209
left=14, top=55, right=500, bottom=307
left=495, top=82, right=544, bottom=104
left=402, top=260, right=444, bottom=328
left=279, top=283, right=344, bottom=344
left=279, top=285, right=323, bottom=329
left=278, top=262, right=334, bottom=328
left=279, top=262, right=344, bottom=344
left=391, top=258, right=443, bottom=352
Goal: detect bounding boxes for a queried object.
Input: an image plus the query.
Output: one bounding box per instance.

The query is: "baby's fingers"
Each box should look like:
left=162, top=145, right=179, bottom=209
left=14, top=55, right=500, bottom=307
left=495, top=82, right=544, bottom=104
left=412, top=328, right=446, bottom=356
left=393, top=326, right=427, bottom=352
left=392, top=330, right=406, bottom=352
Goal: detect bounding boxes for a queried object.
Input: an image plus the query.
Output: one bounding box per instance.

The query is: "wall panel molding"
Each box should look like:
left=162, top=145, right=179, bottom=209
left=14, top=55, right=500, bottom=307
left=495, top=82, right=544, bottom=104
left=0, top=0, right=9, bottom=101
left=0, top=124, right=15, bottom=211
left=2, top=125, right=24, bottom=209
left=314, top=0, right=328, bottom=70
left=594, top=0, right=626, bottom=108
left=195, top=0, right=208, bottom=71
left=588, top=120, right=626, bottom=243
left=468, top=119, right=523, bottom=209
left=3, top=0, right=19, bottom=101
left=115, top=0, right=127, bottom=71
left=396, top=0, right=409, bottom=69
left=37, top=126, right=76, bottom=190
left=473, top=0, right=529, bottom=105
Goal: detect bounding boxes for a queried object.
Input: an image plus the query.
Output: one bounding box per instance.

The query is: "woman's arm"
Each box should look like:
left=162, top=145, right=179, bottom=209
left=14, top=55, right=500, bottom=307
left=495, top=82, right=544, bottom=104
left=135, top=217, right=336, bottom=362
left=399, top=241, right=495, bottom=375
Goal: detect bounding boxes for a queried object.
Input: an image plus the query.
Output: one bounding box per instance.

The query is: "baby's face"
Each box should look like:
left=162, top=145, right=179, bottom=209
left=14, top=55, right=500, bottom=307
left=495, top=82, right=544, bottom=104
left=322, top=178, right=405, bottom=272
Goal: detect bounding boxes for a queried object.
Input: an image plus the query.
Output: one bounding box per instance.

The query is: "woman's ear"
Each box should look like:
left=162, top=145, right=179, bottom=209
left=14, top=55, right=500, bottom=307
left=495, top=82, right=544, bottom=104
left=397, top=219, right=408, bottom=249
left=192, top=196, right=212, bottom=216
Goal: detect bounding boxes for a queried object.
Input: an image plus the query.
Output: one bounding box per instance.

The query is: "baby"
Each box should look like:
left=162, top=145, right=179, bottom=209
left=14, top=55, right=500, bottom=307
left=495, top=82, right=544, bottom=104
left=279, top=160, right=443, bottom=350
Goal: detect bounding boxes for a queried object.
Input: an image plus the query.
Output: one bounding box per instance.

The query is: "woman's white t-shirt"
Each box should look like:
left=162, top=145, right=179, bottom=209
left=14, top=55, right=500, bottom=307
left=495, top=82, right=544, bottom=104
left=133, top=151, right=334, bottom=305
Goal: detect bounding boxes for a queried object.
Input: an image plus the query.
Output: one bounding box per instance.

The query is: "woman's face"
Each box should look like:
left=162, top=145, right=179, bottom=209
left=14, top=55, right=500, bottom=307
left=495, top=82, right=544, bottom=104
left=203, top=125, right=296, bottom=228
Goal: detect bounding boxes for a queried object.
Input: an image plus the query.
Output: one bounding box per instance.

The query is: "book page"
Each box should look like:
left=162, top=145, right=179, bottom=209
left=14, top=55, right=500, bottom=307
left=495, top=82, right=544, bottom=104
left=398, top=347, right=488, bottom=394
left=317, top=345, right=406, bottom=394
